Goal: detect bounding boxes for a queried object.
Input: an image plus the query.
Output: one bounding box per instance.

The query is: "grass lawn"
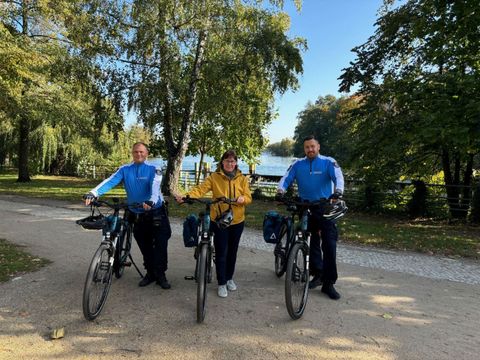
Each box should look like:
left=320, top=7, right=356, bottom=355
left=1, top=172, right=479, bottom=263
left=0, top=239, right=51, bottom=282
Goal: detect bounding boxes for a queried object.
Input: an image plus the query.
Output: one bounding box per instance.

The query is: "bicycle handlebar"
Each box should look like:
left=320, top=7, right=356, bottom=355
left=181, top=196, right=237, bottom=206
left=90, top=199, right=144, bottom=210
left=275, top=196, right=328, bottom=208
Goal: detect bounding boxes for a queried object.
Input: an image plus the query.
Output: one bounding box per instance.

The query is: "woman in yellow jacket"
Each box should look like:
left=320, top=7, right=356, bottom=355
left=175, top=149, right=252, bottom=298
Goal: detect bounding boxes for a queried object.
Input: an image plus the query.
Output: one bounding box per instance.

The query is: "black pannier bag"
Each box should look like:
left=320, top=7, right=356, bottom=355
left=183, top=214, right=199, bottom=247
left=263, top=211, right=283, bottom=244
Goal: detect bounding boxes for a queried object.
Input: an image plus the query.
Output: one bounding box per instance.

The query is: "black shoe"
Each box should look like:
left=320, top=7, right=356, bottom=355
left=309, top=275, right=323, bottom=289
left=156, top=274, right=171, bottom=289
left=138, top=273, right=156, bottom=287
left=321, top=283, right=341, bottom=300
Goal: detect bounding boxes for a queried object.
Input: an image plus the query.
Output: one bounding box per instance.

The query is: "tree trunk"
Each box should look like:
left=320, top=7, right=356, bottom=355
left=17, top=115, right=31, bottom=182
left=17, top=0, right=31, bottom=182
left=442, top=148, right=468, bottom=219
left=161, top=28, right=208, bottom=195
left=460, top=154, right=474, bottom=213
left=196, top=151, right=205, bottom=185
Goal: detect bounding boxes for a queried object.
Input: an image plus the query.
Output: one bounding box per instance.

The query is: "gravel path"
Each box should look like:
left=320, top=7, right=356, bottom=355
left=0, top=195, right=479, bottom=360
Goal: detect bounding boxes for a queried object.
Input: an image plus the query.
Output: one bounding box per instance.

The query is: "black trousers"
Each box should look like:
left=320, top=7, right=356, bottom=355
left=210, top=221, right=245, bottom=286
left=133, top=206, right=171, bottom=278
left=308, top=208, right=338, bottom=284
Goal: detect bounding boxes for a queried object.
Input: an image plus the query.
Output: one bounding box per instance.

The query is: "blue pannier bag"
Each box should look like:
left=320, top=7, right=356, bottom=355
left=183, top=214, right=199, bottom=247
left=263, top=211, right=283, bottom=244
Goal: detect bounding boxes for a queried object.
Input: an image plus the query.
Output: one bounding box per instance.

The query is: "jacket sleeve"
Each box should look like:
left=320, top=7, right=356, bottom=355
left=241, top=176, right=252, bottom=205
left=90, top=167, right=124, bottom=197
left=186, top=176, right=213, bottom=198
left=328, top=158, right=344, bottom=193
left=149, top=167, right=164, bottom=205
left=278, top=161, right=297, bottom=192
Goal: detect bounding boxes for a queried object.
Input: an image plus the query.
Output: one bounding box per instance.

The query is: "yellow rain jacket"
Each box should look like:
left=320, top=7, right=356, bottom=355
left=186, top=169, right=252, bottom=225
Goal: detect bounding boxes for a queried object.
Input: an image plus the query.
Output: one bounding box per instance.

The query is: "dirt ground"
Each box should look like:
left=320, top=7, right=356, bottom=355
left=0, top=196, right=479, bottom=360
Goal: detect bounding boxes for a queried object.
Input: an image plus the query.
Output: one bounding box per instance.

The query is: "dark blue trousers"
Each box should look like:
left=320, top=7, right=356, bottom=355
left=211, top=221, right=245, bottom=285
left=308, top=209, right=338, bottom=284
left=133, top=206, right=171, bottom=278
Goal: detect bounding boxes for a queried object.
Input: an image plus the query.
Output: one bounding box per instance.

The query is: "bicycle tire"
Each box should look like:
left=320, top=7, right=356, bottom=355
left=196, top=244, right=209, bottom=323
left=83, top=243, right=113, bottom=321
left=114, top=226, right=132, bottom=279
left=194, top=245, right=200, bottom=282
left=274, top=223, right=289, bottom=277
left=285, top=241, right=310, bottom=320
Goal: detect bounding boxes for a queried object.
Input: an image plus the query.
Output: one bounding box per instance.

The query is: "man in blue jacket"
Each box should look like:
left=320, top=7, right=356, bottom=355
left=85, top=142, right=172, bottom=289
left=277, top=135, right=344, bottom=300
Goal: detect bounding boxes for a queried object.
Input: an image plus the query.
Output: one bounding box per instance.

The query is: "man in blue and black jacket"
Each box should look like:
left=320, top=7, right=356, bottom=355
left=277, top=135, right=344, bottom=300
left=85, top=142, right=172, bottom=289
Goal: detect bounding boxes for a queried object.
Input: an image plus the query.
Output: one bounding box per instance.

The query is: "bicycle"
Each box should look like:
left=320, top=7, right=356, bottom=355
left=76, top=198, right=144, bottom=321
left=181, top=196, right=235, bottom=323
left=272, top=196, right=329, bottom=320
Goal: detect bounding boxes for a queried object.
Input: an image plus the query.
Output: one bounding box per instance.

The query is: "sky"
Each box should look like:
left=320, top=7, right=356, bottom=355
left=267, top=0, right=385, bottom=143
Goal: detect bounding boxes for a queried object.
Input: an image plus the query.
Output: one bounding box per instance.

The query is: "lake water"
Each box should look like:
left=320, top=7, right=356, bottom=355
left=152, top=153, right=296, bottom=176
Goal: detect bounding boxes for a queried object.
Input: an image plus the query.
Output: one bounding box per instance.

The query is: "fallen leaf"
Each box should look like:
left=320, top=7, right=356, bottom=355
left=50, top=327, right=65, bottom=340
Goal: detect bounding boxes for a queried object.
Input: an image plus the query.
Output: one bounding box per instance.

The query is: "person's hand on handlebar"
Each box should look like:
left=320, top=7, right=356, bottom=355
left=83, top=192, right=96, bottom=206
left=173, top=194, right=185, bottom=204
left=275, top=189, right=285, bottom=201
left=328, top=190, right=343, bottom=203
left=236, top=195, right=245, bottom=204
left=143, top=201, right=154, bottom=211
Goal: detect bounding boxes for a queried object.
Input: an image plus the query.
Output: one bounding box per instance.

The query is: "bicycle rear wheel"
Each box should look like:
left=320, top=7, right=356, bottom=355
left=196, top=244, right=209, bottom=323
left=285, top=242, right=310, bottom=320
left=274, top=223, right=289, bottom=277
left=114, top=226, right=132, bottom=279
left=83, top=243, right=113, bottom=321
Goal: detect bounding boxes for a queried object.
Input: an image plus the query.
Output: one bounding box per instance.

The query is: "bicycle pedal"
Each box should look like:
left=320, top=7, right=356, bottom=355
left=184, top=276, right=195, bottom=280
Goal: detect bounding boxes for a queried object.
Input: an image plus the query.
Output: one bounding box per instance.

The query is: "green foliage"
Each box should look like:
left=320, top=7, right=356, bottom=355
left=65, top=0, right=305, bottom=193
left=0, top=239, right=51, bottom=282
left=266, top=138, right=294, bottom=157
left=293, top=95, right=359, bottom=163
left=0, top=2, right=137, bottom=178
left=339, top=0, right=480, bottom=218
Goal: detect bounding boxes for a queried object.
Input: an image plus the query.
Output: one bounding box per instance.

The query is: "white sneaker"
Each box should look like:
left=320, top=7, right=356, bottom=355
left=218, top=285, right=228, bottom=298
left=226, top=279, right=237, bottom=291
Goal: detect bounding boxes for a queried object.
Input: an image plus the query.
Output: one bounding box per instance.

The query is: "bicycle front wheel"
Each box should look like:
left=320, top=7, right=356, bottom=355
left=196, top=244, right=209, bottom=323
left=285, top=242, right=310, bottom=320
left=274, top=223, right=289, bottom=277
left=82, top=244, right=113, bottom=321
left=114, top=226, right=132, bottom=279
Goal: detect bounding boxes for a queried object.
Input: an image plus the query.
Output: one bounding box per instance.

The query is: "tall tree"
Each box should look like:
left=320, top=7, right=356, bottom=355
left=67, top=0, right=304, bottom=194
left=293, top=95, right=358, bottom=163
left=339, top=0, right=480, bottom=218
left=1, top=0, right=123, bottom=180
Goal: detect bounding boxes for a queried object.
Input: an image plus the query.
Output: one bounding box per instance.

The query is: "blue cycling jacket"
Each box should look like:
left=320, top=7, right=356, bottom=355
left=90, top=161, right=164, bottom=213
left=277, top=155, right=344, bottom=201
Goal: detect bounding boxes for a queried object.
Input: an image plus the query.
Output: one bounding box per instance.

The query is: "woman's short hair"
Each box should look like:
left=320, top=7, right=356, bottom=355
left=219, top=149, right=238, bottom=170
